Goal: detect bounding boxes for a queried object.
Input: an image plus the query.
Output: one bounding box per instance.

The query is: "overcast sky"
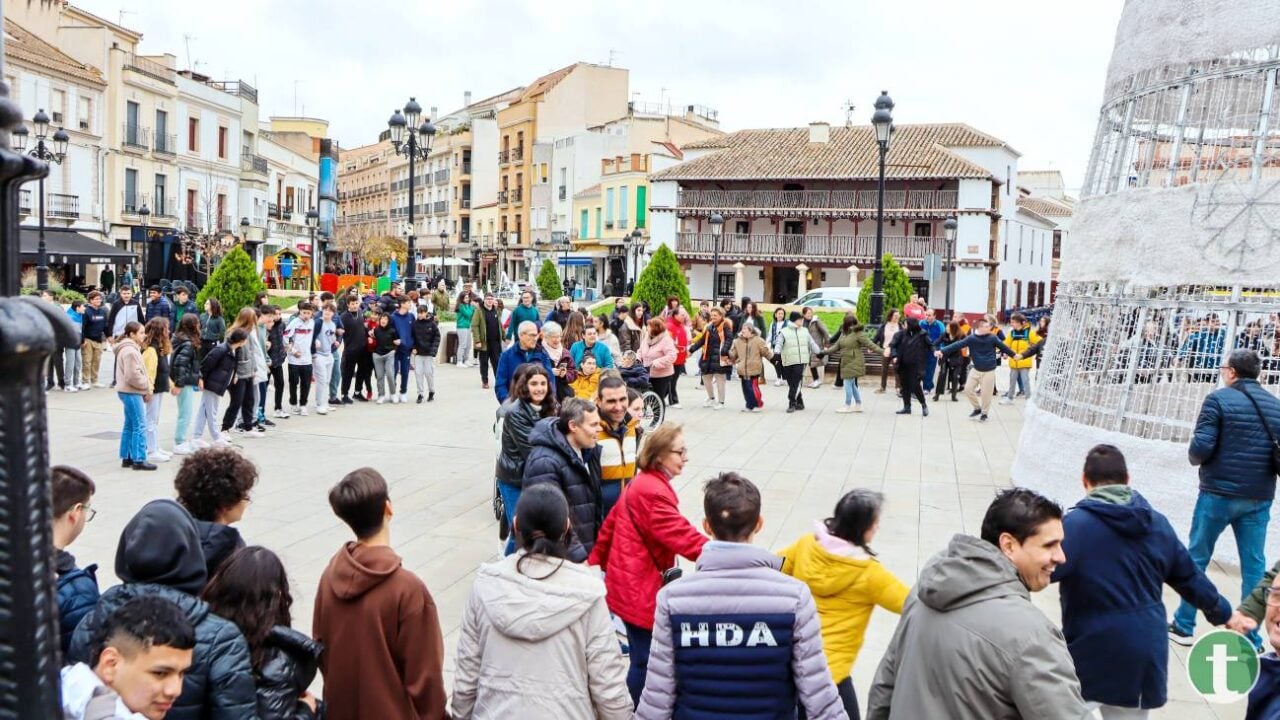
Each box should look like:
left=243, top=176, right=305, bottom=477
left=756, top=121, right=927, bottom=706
left=74, top=0, right=1124, bottom=194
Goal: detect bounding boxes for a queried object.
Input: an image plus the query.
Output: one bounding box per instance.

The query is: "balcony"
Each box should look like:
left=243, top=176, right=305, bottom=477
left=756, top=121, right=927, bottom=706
left=498, top=150, right=510, bottom=165
left=551, top=231, right=568, bottom=245
left=241, top=153, right=269, bottom=176
left=511, top=187, right=523, bottom=204
left=152, top=196, right=178, bottom=219
left=461, top=160, right=472, bottom=175
left=674, top=232, right=946, bottom=263
left=205, top=80, right=259, bottom=105
left=122, top=123, right=150, bottom=152
left=122, top=192, right=149, bottom=215
left=123, top=53, right=176, bottom=84
left=460, top=197, right=471, bottom=209
left=48, top=193, right=79, bottom=219
left=510, top=146, right=524, bottom=163
left=433, top=200, right=448, bottom=214
left=434, top=169, right=449, bottom=184
left=153, top=133, right=177, bottom=156
left=498, top=190, right=509, bottom=206
left=218, top=214, right=234, bottom=233
left=675, top=189, right=960, bottom=213
left=19, top=189, right=31, bottom=215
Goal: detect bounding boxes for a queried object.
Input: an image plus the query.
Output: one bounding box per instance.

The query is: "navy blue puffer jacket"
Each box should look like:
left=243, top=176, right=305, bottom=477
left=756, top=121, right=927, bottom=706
left=1189, top=379, right=1280, bottom=501
left=55, top=550, right=98, bottom=655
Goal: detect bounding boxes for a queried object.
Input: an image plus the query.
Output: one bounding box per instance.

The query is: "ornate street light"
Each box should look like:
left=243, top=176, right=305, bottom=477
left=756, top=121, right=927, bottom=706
left=388, top=97, right=436, bottom=288
left=136, top=203, right=149, bottom=285
left=869, top=90, right=894, bottom=325
left=629, top=228, right=643, bottom=285
left=943, top=216, right=957, bottom=318
left=708, top=212, right=724, bottom=301
left=306, top=207, right=319, bottom=292
left=14, top=110, right=69, bottom=290
left=439, top=228, right=448, bottom=283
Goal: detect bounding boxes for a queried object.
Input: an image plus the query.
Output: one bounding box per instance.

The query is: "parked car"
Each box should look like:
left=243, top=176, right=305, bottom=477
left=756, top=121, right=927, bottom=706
left=796, top=296, right=856, bottom=309
left=791, top=287, right=861, bottom=306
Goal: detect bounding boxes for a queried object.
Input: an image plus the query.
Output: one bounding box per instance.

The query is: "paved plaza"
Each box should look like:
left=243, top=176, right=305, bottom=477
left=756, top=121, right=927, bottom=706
left=48, top=358, right=1245, bottom=719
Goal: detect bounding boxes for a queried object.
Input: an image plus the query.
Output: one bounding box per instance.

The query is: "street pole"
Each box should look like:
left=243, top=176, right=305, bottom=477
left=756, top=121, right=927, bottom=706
left=943, top=216, right=957, bottom=319
left=708, top=212, right=723, bottom=302
left=36, top=173, right=47, bottom=291
left=407, top=145, right=416, bottom=287
left=869, top=91, right=894, bottom=325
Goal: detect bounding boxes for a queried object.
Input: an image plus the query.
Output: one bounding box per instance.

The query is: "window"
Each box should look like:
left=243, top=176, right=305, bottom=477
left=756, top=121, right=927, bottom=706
left=580, top=209, right=589, bottom=238
left=217, top=126, right=228, bottom=159
left=913, top=222, right=931, bottom=237
left=125, top=101, right=140, bottom=145
left=124, top=169, right=138, bottom=210
left=188, top=117, right=199, bottom=151
left=154, top=174, right=167, bottom=215
left=540, top=163, right=548, bottom=183
left=216, top=194, right=226, bottom=229
left=154, top=110, right=168, bottom=150
left=605, top=187, right=615, bottom=227
left=716, top=272, right=735, bottom=297
left=619, top=186, right=628, bottom=229
left=77, top=96, right=91, bottom=131
left=186, top=188, right=197, bottom=228
left=50, top=89, right=65, bottom=123
left=636, top=186, right=647, bottom=229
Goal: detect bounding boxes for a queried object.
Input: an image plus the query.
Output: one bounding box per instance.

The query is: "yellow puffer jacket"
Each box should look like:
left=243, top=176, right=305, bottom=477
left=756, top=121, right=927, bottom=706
left=1005, top=327, right=1041, bottom=369
left=779, top=526, right=909, bottom=683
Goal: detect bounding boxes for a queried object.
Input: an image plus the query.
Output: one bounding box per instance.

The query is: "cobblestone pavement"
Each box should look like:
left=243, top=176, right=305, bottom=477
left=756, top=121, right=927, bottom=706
left=48, top=358, right=1244, bottom=718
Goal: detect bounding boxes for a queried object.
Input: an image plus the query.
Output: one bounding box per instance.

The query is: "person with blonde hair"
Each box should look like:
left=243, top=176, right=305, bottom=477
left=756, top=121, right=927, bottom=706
left=140, top=317, right=174, bottom=463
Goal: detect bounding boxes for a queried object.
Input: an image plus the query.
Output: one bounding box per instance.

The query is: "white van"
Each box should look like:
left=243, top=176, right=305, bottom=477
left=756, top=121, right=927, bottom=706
left=791, top=287, right=861, bottom=307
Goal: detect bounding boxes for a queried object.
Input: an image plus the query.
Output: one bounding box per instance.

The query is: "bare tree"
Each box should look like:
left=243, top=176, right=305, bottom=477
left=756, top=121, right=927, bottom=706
left=181, top=161, right=236, bottom=280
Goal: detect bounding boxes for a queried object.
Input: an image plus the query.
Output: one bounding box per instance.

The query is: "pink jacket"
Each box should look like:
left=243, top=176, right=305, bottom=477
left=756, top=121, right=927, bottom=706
left=638, top=332, right=677, bottom=378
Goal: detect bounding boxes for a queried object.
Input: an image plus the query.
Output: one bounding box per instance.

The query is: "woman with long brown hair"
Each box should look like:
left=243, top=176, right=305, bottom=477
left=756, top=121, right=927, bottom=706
left=563, top=310, right=587, bottom=348
left=222, top=307, right=265, bottom=437
left=114, top=320, right=154, bottom=470
left=171, top=313, right=203, bottom=454
left=495, top=364, right=559, bottom=555
left=141, top=317, right=173, bottom=463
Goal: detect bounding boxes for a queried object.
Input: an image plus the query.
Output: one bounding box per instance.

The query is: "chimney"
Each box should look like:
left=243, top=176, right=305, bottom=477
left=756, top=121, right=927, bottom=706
left=809, top=121, right=830, bottom=144
left=430, top=106, right=438, bottom=121
left=464, top=91, right=472, bottom=107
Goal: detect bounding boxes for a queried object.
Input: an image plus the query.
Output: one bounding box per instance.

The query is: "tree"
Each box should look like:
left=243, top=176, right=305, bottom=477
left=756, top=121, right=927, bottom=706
left=197, top=246, right=265, bottom=320
left=632, top=244, right=691, bottom=313
left=856, top=253, right=915, bottom=324
left=535, top=258, right=561, bottom=301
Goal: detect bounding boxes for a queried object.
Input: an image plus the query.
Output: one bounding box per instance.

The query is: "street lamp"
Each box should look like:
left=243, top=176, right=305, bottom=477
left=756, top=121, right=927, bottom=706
left=388, top=98, right=436, bottom=289
left=869, top=90, right=894, bottom=325
left=12, top=110, right=69, bottom=291
left=439, top=228, right=448, bottom=284
left=137, top=204, right=149, bottom=287
left=305, top=207, right=319, bottom=292
left=629, top=228, right=643, bottom=285
left=943, top=216, right=957, bottom=318
left=708, top=212, right=724, bottom=301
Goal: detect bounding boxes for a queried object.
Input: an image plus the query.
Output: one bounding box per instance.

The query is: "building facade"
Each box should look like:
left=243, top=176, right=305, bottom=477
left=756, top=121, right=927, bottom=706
left=649, top=122, right=1025, bottom=314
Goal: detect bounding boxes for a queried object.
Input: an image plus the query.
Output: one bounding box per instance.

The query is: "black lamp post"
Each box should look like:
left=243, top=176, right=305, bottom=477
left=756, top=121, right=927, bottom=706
left=12, top=110, right=69, bottom=291
left=388, top=98, right=436, bottom=289
left=439, top=228, right=448, bottom=284
left=869, top=90, right=894, bottom=325
left=708, top=212, right=724, bottom=301
left=943, top=216, right=957, bottom=318
left=136, top=203, right=149, bottom=288
left=305, top=207, right=319, bottom=292
left=629, top=228, right=643, bottom=284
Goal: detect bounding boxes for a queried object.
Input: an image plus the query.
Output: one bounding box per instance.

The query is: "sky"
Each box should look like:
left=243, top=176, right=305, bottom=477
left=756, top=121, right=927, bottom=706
left=73, top=0, right=1125, bottom=194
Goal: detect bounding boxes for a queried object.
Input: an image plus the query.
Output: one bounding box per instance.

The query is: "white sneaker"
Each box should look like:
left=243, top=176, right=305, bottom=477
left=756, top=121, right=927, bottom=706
left=809, top=381, right=821, bottom=389
left=854, top=404, right=864, bottom=413
left=998, top=398, right=1013, bottom=405
left=93, top=382, right=107, bottom=388
left=290, top=406, right=301, bottom=415
left=242, top=427, right=266, bottom=437
left=150, top=450, right=171, bottom=462
left=702, top=398, right=716, bottom=408
left=750, top=407, right=763, bottom=413
left=774, top=379, right=784, bottom=387
left=273, top=409, right=290, bottom=419
left=193, top=439, right=210, bottom=450
left=79, top=383, right=91, bottom=390
left=316, top=406, right=329, bottom=415
left=667, top=403, right=682, bottom=410
left=173, top=442, right=195, bottom=455
left=299, top=407, right=309, bottom=416
left=213, top=437, right=234, bottom=447
left=836, top=406, right=854, bottom=414
left=400, top=393, right=409, bottom=403
left=713, top=402, right=724, bottom=411
left=376, top=396, right=387, bottom=405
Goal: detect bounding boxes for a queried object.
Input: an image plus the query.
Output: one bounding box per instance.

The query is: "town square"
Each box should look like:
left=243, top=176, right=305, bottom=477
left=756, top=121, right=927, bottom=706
left=1, top=1, right=1280, bottom=719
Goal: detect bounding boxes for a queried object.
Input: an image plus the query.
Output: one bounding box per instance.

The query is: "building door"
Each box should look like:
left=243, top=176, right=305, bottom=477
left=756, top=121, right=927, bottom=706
left=772, top=266, right=798, bottom=303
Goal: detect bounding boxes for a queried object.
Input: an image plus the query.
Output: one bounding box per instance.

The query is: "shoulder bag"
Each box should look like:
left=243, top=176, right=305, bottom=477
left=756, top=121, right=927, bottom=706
left=1235, top=386, right=1280, bottom=475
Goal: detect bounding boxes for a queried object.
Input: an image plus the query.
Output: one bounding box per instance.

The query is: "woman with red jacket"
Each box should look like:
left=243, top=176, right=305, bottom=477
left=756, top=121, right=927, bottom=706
left=589, top=423, right=707, bottom=707
left=664, top=306, right=690, bottom=409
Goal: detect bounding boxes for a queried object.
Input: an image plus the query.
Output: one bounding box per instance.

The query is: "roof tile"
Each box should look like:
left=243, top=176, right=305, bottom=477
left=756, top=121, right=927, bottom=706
left=4, top=19, right=105, bottom=86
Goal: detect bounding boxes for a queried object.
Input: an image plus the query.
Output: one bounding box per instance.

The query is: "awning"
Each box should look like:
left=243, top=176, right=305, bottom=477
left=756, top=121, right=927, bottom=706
left=20, top=227, right=136, bottom=264
left=557, top=257, right=596, bottom=267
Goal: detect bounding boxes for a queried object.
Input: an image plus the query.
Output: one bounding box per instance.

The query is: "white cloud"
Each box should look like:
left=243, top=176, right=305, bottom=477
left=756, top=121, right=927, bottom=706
left=71, top=0, right=1123, bottom=192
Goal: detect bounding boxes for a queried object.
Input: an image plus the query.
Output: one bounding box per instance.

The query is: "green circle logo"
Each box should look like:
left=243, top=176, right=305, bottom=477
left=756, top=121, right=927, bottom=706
left=1187, top=630, right=1260, bottom=704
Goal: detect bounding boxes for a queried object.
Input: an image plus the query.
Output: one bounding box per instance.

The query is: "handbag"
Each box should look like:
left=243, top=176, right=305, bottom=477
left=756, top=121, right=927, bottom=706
left=1235, top=386, right=1280, bottom=474
left=623, top=486, right=683, bottom=587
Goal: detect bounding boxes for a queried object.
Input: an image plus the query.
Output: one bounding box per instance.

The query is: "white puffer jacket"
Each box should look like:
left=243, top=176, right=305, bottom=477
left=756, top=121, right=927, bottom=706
left=450, top=553, right=631, bottom=720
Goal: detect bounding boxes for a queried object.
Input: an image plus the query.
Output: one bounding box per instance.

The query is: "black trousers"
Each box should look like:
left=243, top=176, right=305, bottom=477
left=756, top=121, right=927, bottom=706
left=478, top=348, right=501, bottom=384
left=48, top=347, right=65, bottom=388
left=355, top=352, right=373, bottom=396
left=221, top=378, right=256, bottom=431
left=650, top=375, right=673, bottom=404
left=668, top=365, right=683, bottom=405
left=288, top=364, right=313, bottom=407
left=799, top=677, right=858, bottom=720
left=340, top=352, right=361, bottom=398
left=268, top=365, right=285, bottom=411
left=783, top=364, right=805, bottom=407
left=898, top=369, right=927, bottom=409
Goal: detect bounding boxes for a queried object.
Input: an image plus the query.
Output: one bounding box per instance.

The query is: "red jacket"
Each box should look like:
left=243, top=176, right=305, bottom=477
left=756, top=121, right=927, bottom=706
left=665, top=316, right=689, bottom=367
left=588, top=468, right=707, bottom=629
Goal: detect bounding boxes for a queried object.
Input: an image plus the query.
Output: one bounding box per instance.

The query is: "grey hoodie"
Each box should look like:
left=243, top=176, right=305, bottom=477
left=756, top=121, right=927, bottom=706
left=866, top=534, right=1091, bottom=720
left=450, top=553, right=631, bottom=720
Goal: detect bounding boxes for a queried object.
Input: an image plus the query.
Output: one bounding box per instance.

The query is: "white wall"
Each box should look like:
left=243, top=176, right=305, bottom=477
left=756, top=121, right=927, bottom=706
left=997, top=211, right=1055, bottom=309
left=471, top=116, right=498, bottom=205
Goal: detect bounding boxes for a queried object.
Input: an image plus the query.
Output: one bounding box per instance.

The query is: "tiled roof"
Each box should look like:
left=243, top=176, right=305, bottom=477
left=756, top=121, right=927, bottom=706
left=657, top=124, right=1010, bottom=182
left=1017, top=196, right=1074, bottom=217
left=574, top=183, right=601, bottom=200
left=519, top=63, right=578, bottom=103
left=4, top=19, right=105, bottom=86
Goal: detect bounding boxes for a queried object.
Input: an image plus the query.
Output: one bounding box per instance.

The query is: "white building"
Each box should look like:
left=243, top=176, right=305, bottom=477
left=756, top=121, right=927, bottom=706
left=258, top=126, right=317, bottom=263
left=174, top=71, right=247, bottom=237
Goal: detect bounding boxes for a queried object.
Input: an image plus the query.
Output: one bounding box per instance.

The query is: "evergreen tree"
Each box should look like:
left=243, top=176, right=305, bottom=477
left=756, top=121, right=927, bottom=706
left=856, top=253, right=915, bottom=324
left=196, top=246, right=265, bottom=320
left=632, top=244, right=691, bottom=313
left=535, top=258, right=562, bottom=301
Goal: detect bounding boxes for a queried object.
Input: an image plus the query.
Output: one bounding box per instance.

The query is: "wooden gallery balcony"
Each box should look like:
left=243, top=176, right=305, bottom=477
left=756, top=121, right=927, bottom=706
left=675, top=232, right=945, bottom=264
left=674, top=189, right=959, bottom=217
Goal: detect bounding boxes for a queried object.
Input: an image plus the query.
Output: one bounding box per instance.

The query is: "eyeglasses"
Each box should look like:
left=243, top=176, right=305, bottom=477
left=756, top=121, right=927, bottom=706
left=1266, top=587, right=1280, bottom=607
left=80, top=503, right=97, bottom=523
left=670, top=447, right=688, bottom=457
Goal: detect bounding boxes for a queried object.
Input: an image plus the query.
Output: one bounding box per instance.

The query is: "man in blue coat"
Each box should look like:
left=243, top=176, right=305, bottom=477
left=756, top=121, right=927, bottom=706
left=1053, top=444, right=1232, bottom=717
left=1171, top=348, right=1280, bottom=646
left=495, top=320, right=554, bottom=402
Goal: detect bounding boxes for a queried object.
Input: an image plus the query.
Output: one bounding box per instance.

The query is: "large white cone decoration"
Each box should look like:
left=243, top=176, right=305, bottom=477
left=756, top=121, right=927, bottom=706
left=1013, top=0, right=1280, bottom=565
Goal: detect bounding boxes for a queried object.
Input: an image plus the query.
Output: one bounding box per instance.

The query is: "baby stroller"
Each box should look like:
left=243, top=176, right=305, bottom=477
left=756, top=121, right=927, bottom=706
left=617, top=351, right=665, bottom=433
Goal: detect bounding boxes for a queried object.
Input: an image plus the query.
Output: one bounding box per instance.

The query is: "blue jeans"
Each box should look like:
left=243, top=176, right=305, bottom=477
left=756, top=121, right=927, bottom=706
left=1006, top=368, right=1032, bottom=399
left=601, top=480, right=623, bottom=521
left=625, top=621, right=653, bottom=707
left=1173, top=492, right=1271, bottom=636
left=118, top=392, right=147, bottom=462
left=844, top=378, right=863, bottom=406
left=395, top=351, right=411, bottom=393
left=498, top=480, right=521, bottom=556
left=329, top=357, right=342, bottom=399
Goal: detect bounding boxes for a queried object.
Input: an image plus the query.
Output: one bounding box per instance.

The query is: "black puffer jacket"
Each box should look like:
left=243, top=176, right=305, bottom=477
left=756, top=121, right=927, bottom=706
left=67, top=499, right=257, bottom=720
left=266, top=322, right=286, bottom=368
left=1190, top=378, right=1280, bottom=501
left=201, top=342, right=237, bottom=396
left=256, top=626, right=322, bottom=720
left=522, top=417, right=603, bottom=563
left=197, top=520, right=245, bottom=583
left=495, top=399, right=546, bottom=485
left=412, top=317, right=441, bottom=356
left=890, top=322, right=935, bottom=373
left=171, top=333, right=202, bottom=388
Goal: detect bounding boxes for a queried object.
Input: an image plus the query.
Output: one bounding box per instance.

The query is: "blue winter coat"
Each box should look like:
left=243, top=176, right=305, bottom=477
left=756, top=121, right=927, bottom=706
left=1248, top=654, right=1280, bottom=720
left=1052, top=490, right=1232, bottom=709
left=494, top=344, right=554, bottom=403
left=55, top=550, right=98, bottom=655
left=1189, top=379, right=1280, bottom=501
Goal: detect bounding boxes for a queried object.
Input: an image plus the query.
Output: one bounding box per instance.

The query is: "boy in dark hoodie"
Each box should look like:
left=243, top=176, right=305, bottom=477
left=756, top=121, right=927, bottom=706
left=411, top=305, right=441, bottom=403
left=173, top=447, right=257, bottom=581
left=1051, top=444, right=1233, bottom=717
left=313, top=468, right=448, bottom=720
left=67, top=498, right=256, bottom=720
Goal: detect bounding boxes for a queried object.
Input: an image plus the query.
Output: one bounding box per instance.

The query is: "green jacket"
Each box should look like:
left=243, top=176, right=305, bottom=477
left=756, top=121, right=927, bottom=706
left=1240, top=559, right=1280, bottom=623
left=826, top=328, right=883, bottom=378
left=456, top=300, right=475, bottom=326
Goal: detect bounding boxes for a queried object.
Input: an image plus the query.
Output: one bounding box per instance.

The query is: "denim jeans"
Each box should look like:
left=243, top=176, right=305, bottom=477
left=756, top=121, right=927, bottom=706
left=395, top=351, right=412, bottom=393
left=1006, top=368, right=1032, bottom=399
left=922, top=353, right=938, bottom=392
left=844, top=378, right=863, bottom=406
left=1172, top=492, right=1271, bottom=635
left=624, top=621, right=653, bottom=707
left=740, top=376, right=762, bottom=409
left=174, top=385, right=198, bottom=445
left=329, top=355, right=342, bottom=399
left=497, top=480, right=521, bottom=556
left=118, top=392, right=147, bottom=462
